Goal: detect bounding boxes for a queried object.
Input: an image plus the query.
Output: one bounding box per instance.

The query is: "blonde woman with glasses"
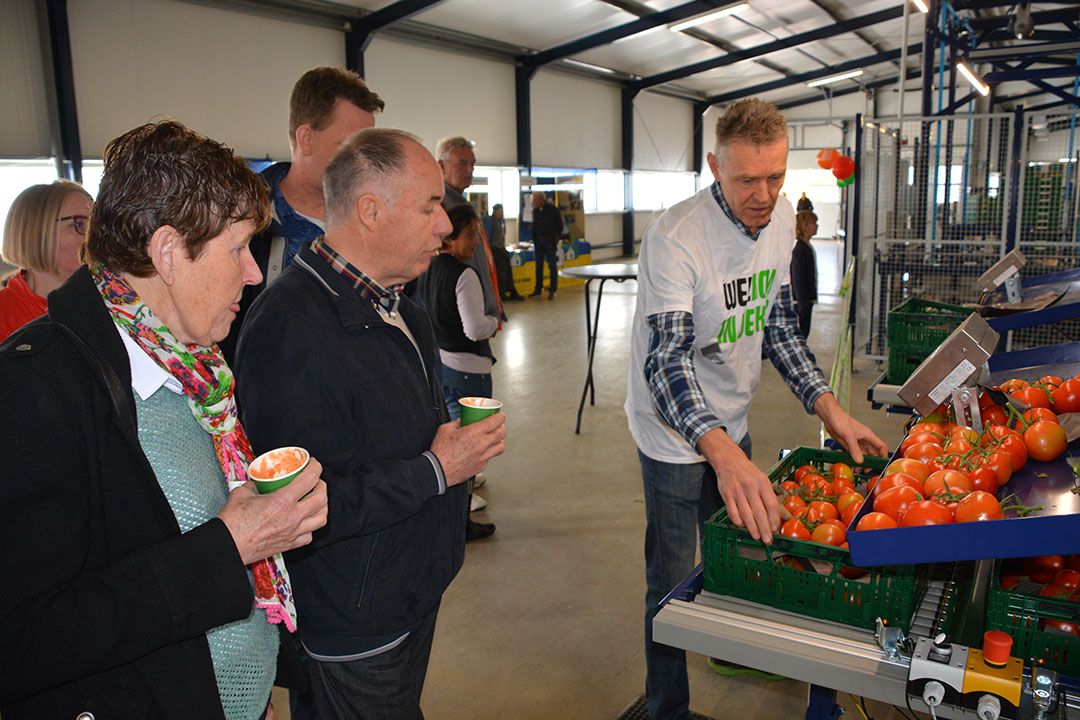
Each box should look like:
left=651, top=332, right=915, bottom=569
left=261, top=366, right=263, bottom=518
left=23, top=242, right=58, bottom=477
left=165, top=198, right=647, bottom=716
left=0, top=180, right=92, bottom=341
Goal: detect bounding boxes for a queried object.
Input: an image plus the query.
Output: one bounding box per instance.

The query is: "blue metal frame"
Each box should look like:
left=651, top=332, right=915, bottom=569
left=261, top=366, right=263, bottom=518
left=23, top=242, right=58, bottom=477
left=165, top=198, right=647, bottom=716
left=701, top=44, right=921, bottom=108
left=630, top=6, right=904, bottom=92
left=43, top=0, right=82, bottom=182
left=777, top=69, right=925, bottom=112
left=345, top=0, right=445, bottom=75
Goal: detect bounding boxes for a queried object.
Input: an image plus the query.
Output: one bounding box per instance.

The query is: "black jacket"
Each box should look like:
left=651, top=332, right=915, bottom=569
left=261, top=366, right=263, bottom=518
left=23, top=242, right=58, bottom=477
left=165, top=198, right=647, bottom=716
left=0, top=267, right=298, bottom=719
left=532, top=202, right=563, bottom=246
left=790, top=240, right=818, bottom=308
left=234, top=245, right=467, bottom=656
left=418, top=253, right=493, bottom=358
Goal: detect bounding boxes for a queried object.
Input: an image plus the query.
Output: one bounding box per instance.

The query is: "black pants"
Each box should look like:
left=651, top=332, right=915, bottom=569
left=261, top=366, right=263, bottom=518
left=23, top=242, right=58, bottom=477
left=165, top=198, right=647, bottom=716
left=533, top=240, right=558, bottom=292
left=308, top=606, right=439, bottom=720
left=490, top=245, right=518, bottom=297
left=795, top=301, right=813, bottom=337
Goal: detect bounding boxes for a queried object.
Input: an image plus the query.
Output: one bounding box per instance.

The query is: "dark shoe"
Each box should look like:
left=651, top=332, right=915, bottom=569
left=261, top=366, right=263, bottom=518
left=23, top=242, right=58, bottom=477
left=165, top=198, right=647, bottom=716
left=466, top=519, right=496, bottom=541
left=707, top=657, right=785, bottom=681
left=507, top=293, right=526, bottom=302
left=547, top=289, right=556, bottom=300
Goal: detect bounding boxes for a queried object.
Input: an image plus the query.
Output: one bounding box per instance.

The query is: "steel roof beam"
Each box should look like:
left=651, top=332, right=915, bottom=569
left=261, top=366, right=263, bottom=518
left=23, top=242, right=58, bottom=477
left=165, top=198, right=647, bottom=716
left=346, top=0, right=445, bottom=75
left=774, top=69, right=924, bottom=111
left=631, top=6, right=904, bottom=92
left=518, top=0, right=734, bottom=71
left=968, top=8, right=1080, bottom=32
left=702, top=43, right=921, bottom=108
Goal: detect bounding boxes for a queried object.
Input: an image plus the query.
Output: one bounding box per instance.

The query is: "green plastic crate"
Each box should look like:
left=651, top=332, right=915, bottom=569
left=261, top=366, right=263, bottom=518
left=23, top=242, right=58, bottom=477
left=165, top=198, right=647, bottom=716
left=702, top=447, right=921, bottom=632
left=886, top=298, right=972, bottom=385
left=987, top=562, right=1080, bottom=676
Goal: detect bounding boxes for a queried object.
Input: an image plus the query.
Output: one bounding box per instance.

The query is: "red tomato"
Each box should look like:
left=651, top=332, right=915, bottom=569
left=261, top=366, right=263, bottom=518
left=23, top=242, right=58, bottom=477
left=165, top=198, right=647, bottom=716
left=840, top=499, right=864, bottom=527
left=1039, top=585, right=1070, bottom=599
left=800, top=473, right=829, bottom=490
left=875, top=472, right=924, bottom=495
left=836, top=491, right=864, bottom=515
left=885, top=458, right=930, bottom=484
left=783, top=495, right=808, bottom=517
left=827, top=478, right=856, bottom=497
left=923, top=470, right=973, bottom=498
left=901, top=431, right=943, bottom=454
left=1013, top=385, right=1053, bottom=409
left=855, top=511, right=898, bottom=531
left=1039, top=375, right=1064, bottom=387
left=1012, top=407, right=1059, bottom=431
left=779, top=480, right=800, bottom=494
left=809, top=501, right=839, bottom=521
left=981, top=405, right=1009, bottom=426
left=1026, top=555, right=1064, bottom=583
left=910, top=421, right=945, bottom=435
left=780, top=518, right=811, bottom=540
left=1000, top=575, right=1021, bottom=590
left=968, top=466, right=1000, bottom=494
left=1053, top=569, right=1080, bottom=589
left=953, top=491, right=1004, bottom=522
left=830, top=462, right=855, bottom=484
left=1024, top=420, right=1067, bottom=462
left=982, top=451, right=1014, bottom=485
left=999, top=378, right=1028, bottom=393
left=1051, top=379, right=1080, bottom=413
left=996, top=434, right=1029, bottom=471
left=873, top=485, right=922, bottom=522
left=1067, top=555, right=1080, bottom=572
left=905, top=442, right=945, bottom=463
left=794, top=464, right=818, bottom=482
left=1040, top=619, right=1080, bottom=636
left=811, top=523, right=846, bottom=546
left=900, top=500, right=955, bottom=527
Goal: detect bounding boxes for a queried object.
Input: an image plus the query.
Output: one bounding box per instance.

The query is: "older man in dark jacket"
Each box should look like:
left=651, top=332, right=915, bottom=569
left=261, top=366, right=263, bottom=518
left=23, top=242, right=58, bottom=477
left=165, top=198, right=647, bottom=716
left=236, top=127, right=506, bottom=719
left=529, top=191, right=563, bottom=300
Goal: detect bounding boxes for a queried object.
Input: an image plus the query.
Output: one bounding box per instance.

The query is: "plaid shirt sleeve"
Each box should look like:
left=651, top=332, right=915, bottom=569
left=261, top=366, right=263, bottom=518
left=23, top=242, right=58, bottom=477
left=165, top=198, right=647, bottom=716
left=644, top=310, right=726, bottom=449
left=762, top=283, right=832, bottom=413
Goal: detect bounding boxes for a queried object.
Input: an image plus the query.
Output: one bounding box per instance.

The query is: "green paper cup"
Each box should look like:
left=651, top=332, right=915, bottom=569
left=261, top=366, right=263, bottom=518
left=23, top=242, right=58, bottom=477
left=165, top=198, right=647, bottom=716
left=459, top=397, right=502, bottom=426
left=248, top=446, right=310, bottom=494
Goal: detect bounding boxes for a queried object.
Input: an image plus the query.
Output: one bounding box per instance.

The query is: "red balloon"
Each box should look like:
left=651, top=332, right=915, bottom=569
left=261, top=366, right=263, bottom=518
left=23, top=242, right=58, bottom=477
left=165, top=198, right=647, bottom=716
left=817, top=148, right=838, bottom=169
left=831, top=155, right=855, bottom=180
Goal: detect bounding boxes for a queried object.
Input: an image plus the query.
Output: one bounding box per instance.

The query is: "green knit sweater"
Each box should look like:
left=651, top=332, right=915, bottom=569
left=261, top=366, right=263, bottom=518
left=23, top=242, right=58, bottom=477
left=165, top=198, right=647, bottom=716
left=134, top=387, right=278, bottom=720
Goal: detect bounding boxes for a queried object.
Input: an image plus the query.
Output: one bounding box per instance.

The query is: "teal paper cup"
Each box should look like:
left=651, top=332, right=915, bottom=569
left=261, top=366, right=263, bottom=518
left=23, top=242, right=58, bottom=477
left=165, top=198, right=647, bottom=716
left=248, top=446, right=310, bottom=494
left=459, top=397, right=502, bottom=426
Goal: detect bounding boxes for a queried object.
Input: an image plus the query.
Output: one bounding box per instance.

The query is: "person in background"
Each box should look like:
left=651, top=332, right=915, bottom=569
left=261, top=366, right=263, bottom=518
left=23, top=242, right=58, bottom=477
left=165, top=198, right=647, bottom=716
left=0, top=180, right=92, bottom=342
left=220, top=66, right=384, bottom=362
left=790, top=210, right=819, bottom=337
left=0, top=120, right=328, bottom=720
left=436, top=136, right=502, bottom=320
left=528, top=191, right=562, bottom=300
left=235, top=128, right=505, bottom=719
left=484, top=203, right=524, bottom=301
left=420, top=203, right=500, bottom=533
left=796, top=191, right=813, bottom=213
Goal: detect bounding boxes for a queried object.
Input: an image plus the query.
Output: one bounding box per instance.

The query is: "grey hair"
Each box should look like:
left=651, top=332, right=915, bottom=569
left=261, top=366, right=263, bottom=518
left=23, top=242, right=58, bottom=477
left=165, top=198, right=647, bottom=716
left=323, top=127, right=423, bottom=227
left=435, top=135, right=474, bottom=162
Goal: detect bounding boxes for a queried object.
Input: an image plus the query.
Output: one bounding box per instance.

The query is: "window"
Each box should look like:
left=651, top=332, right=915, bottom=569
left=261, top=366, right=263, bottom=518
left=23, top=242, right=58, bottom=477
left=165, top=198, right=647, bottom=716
left=0, top=160, right=63, bottom=246
left=631, top=171, right=697, bottom=211
left=471, top=166, right=522, bottom=219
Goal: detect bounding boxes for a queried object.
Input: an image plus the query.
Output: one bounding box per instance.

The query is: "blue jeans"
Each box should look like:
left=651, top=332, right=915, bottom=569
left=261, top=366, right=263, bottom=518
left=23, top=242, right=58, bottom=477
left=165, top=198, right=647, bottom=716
left=639, top=434, right=752, bottom=720
left=441, top=366, right=492, bottom=421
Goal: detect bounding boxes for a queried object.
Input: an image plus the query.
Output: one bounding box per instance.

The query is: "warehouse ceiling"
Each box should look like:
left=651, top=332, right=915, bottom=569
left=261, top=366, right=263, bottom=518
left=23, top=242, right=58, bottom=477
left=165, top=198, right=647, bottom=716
left=218, top=0, right=1080, bottom=112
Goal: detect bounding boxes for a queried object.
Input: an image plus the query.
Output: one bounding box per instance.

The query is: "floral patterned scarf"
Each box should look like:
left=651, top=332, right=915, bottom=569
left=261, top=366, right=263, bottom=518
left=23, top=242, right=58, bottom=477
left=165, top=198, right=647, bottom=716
left=91, top=264, right=296, bottom=632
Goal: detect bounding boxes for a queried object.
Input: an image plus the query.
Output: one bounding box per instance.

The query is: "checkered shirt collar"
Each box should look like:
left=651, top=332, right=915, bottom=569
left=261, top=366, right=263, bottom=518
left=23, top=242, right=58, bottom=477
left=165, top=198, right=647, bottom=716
left=710, top=181, right=767, bottom=241
left=311, top=238, right=403, bottom=317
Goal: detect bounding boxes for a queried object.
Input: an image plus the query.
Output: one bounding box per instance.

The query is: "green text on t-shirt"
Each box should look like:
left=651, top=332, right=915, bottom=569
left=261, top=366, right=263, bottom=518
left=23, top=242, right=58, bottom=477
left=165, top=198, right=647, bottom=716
left=715, top=268, right=777, bottom=345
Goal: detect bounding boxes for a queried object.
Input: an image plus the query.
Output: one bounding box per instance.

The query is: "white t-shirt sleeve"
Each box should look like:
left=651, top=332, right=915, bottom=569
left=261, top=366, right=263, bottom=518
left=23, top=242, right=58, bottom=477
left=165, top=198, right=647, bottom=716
left=456, top=268, right=499, bottom=341
left=640, top=221, right=700, bottom=317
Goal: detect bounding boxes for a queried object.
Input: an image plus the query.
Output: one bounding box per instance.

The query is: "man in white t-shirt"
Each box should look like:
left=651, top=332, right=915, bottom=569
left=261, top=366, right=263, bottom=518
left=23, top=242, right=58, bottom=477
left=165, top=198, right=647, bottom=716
left=625, top=98, right=888, bottom=720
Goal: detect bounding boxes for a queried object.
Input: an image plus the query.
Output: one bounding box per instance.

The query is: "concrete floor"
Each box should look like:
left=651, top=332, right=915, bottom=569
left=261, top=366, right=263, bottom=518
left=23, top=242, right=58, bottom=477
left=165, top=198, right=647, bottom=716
left=274, top=241, right=923, bottom=719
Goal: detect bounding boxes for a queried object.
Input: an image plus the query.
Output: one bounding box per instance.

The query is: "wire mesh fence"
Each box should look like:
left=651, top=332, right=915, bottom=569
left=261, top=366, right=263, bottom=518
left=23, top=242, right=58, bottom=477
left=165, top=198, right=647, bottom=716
left=856, top=110, right=1080, bottom=363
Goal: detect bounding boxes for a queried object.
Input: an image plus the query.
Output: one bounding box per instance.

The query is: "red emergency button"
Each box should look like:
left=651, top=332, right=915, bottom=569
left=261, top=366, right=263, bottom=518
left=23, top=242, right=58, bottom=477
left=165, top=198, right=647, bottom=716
left=983, top=630, right=1013, bottom=667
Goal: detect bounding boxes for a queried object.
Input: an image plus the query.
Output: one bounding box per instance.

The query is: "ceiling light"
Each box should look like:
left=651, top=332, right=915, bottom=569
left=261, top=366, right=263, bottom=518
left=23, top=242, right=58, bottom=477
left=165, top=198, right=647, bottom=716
left=911, top=0, right=929, bottom=13
left=563, top=58, right=615, bottom=75
left=806, top=69, right=864, bottom=88
left=669, top=2, right=749, bottom=33
left=956, top=59, right=989, bottom=96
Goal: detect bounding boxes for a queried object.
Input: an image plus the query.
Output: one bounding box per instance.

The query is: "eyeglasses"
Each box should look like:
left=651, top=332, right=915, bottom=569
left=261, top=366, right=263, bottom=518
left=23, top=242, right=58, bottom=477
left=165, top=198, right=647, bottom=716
left=57, top=214, right=89, bottom=235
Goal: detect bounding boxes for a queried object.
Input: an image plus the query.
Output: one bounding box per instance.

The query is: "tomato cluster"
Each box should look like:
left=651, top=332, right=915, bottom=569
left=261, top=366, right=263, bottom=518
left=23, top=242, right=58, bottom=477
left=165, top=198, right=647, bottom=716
left=777, top=461, right=867, bottom=548
left=999, top=555, right=1080, bottom=634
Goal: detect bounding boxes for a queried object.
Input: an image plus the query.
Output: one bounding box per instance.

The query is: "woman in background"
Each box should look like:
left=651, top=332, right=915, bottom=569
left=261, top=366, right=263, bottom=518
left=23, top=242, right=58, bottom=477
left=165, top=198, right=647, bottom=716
left=419, top=202, right=499, bottom=541
left=0, top=180, right=93, bottom=342
left=790, top=210, right=819, bottom=338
